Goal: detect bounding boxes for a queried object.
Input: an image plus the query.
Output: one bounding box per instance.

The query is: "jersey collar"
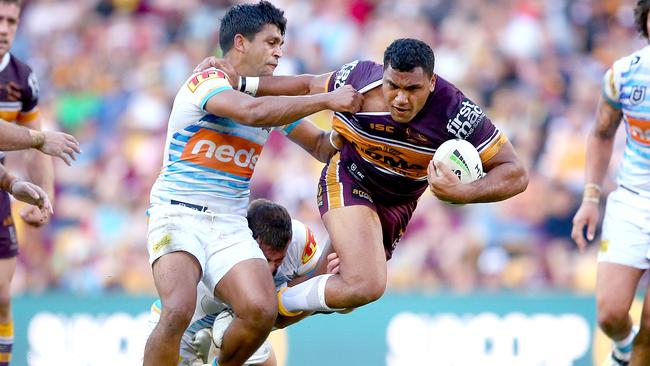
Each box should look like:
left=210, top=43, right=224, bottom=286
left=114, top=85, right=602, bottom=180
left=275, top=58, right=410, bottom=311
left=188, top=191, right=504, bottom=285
left=0, top=53, right=10, bottom=73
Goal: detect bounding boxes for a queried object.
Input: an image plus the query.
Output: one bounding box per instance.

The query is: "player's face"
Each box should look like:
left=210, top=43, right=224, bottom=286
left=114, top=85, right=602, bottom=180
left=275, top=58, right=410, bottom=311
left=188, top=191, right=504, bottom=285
left=0, top=3, right=19, bottom=57
left=382, top=66, right=435, bottom=123
left=259, top=242, right=288, bottom=276
left=243, top=24, right=284, bottom=77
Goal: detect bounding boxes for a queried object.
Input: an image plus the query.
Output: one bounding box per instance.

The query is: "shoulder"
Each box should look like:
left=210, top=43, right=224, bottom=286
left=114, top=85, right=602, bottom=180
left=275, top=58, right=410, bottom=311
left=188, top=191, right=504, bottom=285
left=329, top=60, right=382, bottom=91
left=7, top=54, right=34, bottom=81
left=184, top=68, right=232, bottom=93
left=610, top=46, right=650, bottom=78
left=289, top=219, right=318, bottom=265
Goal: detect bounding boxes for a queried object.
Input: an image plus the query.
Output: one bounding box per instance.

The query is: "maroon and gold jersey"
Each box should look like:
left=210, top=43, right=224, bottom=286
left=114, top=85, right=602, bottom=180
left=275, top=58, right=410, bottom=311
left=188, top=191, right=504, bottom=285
left=0, top=53, right=40, bottom=126
left=326, top=60, right=507, bottom=204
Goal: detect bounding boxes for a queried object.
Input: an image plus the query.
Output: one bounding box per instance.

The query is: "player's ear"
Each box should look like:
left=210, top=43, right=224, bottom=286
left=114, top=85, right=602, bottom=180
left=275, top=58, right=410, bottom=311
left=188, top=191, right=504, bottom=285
left=233, top=33, right=247, bottom=54
left=429, top=74, right=436, bottom=92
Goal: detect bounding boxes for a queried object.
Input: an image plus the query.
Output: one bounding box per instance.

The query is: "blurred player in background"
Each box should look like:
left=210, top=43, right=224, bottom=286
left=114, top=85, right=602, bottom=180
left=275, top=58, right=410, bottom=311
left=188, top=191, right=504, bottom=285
left=0, top=1, right=71, bottom=364
left=0, top=163, right=51, bottom=215
left=197, top=38, right=528, bottom=319
left=147, top=199, right=332, bottom=366
left=0, top=118, right=79, bottom=165
left=571, top=1, right=650, bottom=365
left=143, top=2, right=361, bottom=365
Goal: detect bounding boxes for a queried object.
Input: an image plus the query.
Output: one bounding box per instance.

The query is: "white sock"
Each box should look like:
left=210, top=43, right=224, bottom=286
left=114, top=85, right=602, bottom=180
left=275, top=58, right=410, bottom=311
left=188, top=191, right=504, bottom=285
left=614, top=326, right=637, bottom=356
left=280, top=274, right=340, bottom=312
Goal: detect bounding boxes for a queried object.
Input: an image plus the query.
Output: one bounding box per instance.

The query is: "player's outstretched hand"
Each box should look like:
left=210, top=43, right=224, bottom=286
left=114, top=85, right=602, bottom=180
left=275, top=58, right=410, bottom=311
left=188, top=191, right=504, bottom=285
left=326, top=85, right=363, bottom=113
left=326, top=252, right=340, bottom=274
left=193, top=56, right=239, bottom=89
left=427, top=160, right=467, bottom=203
left=571, top=201, right=600, bottom=252
left=10, top=180, right=53, bottom=224
left=38, top=130, right=81, bottom=166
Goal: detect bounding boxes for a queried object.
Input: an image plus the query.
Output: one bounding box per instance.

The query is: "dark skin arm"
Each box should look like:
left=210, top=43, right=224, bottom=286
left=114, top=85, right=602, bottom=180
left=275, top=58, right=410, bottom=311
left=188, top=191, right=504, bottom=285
left=193, top=56, right=332, bottom=97
left=204, top=84, right=361, bottom=128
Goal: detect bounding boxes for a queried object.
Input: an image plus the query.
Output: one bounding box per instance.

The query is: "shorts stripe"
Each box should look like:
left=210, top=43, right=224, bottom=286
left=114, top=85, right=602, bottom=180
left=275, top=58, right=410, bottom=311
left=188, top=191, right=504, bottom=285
left=325, top=154, right=344, bottom=209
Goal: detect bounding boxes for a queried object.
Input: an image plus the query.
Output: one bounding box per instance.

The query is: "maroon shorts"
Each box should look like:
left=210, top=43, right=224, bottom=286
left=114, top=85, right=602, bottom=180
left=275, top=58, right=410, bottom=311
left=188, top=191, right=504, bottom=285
left=317, top=154, right=417, bottom=259
left=0, top=190, right=17, bottom=258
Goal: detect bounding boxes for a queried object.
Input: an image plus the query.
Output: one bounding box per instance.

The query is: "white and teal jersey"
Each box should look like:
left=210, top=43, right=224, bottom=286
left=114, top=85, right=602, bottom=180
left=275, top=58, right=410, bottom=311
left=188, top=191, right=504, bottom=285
left=603, top=45, right=650, bottom=193
left=149, top=68, right=299, bottom=216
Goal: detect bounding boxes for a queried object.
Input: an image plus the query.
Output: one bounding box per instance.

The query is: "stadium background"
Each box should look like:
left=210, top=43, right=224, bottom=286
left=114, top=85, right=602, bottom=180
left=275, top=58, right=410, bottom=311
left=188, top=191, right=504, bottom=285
left=6, top=0, right=646, bottom=365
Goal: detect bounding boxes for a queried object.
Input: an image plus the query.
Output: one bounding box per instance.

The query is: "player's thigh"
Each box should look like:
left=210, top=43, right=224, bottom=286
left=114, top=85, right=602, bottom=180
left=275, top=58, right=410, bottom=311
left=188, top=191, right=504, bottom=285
left=596, top=262, right=643, bottom=317
left=152, top=251, right=201, bottom=312
left=322, top=205, right=385, bottom=280
left=214, top=258, right=277, bottom=316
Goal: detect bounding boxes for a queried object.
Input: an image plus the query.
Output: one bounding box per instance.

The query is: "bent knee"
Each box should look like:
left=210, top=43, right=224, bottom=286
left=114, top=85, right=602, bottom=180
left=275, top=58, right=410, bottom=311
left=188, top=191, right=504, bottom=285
left=597, top=306, right=629, bottom=330
left=159, top=302, right=195, bottom=331
left=238, top=297, right=277, bottom=327
left=343, top=277, right=386, bottom=307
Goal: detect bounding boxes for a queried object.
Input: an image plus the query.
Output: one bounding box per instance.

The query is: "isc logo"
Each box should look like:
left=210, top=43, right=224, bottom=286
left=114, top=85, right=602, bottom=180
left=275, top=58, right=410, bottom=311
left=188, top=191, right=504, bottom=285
left=180, top=129, right=262, bottom=178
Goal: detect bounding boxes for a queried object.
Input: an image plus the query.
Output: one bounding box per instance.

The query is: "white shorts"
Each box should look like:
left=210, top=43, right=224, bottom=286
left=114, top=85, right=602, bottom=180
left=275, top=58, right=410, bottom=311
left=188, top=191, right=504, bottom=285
left=598, top=188, right=650, bottom=269
left=147, top=204, right=266, bottom=293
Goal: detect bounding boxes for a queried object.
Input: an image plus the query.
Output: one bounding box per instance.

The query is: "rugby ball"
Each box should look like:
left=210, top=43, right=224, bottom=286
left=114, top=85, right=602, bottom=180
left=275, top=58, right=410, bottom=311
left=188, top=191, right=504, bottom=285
left=432, top=139, right=484, bottom=183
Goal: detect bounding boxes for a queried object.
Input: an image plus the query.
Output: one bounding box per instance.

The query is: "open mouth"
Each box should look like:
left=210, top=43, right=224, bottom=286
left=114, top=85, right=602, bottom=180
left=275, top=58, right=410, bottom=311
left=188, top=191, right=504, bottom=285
left=392, top=106, right=409, bottom=114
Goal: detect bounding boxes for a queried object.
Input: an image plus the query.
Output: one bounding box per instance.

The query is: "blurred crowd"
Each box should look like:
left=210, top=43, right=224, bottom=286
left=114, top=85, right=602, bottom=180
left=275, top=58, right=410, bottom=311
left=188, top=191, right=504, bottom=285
left=8, top=0, right=644, bottom=295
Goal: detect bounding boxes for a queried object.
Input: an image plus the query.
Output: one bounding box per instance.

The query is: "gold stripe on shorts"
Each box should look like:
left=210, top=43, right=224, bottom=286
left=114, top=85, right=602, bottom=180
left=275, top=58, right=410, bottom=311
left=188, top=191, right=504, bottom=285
left=325, top=153, right=344, bottom=209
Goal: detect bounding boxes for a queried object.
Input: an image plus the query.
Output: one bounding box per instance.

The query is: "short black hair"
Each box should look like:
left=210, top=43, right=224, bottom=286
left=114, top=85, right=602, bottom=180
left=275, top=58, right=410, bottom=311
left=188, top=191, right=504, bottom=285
left=635, top=0, right=650, bottom=40
left=219, top=1, right=287, bottom=54
left=247, top=198, right=292, bottom=252
left=383, top=38, right=435, bottom=77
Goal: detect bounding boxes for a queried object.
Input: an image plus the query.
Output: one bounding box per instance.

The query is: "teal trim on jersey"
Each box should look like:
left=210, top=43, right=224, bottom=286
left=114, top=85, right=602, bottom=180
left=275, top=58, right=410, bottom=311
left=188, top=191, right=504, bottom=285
left=166, top=159, right=252, bottom=182
left=198, top=115, right=271, bottom=143
left=200, top=86, right=232, bottom=111
left=601, top=89, right=621, bottom=109
left=626, top=140, right=650, bottom=159
left=282, top=119, right=303, bottom=135
left=165, top=164, right=250, bottom=188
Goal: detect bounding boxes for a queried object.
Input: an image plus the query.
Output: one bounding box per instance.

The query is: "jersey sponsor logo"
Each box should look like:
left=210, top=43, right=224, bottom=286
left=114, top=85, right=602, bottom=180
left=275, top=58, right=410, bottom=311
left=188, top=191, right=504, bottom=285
left=362, top=146, right=427, bottom=177
left=333, top=60, right=359, bottom=89
left=352, top=188, right=373, bottom=203
left=405, top=127, right=429, bottom=144
left=630, top=85, right=647, bottom=105
left=447, top=98, right=485, bottom=139
left=187, top=69, right=227, bottom=93
left=627, top=116, right=650, bottom=145
left=152, top=233, right=171, bottom=254
left=301, top=228, right=317, bottom=265
left=369, top=123, right=395, bottom=132
left=180, top=129, right=262, bottom=177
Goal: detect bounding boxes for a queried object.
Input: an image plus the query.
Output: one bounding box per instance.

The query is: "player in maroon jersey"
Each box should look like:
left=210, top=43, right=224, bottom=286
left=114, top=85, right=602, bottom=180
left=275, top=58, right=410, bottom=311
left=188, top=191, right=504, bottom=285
left=0, top=1, right=59, bottom=364
left=196, top=38, right=528, bottom=318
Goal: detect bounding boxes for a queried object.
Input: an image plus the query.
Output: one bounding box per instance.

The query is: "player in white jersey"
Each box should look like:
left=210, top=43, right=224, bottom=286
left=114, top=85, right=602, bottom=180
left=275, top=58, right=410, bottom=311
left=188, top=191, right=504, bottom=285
left=143, top=2, right=361, bottom=366
left=147, top=199, right=329, bottom=366
left=572, top=2, right=650, bottom=365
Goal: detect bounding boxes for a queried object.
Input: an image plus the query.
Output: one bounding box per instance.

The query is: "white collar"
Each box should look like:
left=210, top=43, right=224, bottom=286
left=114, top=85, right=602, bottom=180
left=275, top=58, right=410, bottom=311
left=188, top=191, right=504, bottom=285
left=0, top=53, right=10, bottom=73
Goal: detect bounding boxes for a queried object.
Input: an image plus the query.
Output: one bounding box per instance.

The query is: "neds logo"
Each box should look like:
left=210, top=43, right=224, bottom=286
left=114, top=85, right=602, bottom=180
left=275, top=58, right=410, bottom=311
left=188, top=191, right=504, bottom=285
left=181, top=129, right=262, bottom=178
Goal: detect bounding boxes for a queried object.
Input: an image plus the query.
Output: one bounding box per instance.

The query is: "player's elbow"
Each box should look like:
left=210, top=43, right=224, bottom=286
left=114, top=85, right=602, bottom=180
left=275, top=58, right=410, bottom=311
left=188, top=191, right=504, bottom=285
left=237, top=108, right=269, bottom=127
left=512, top=162, right=529, bottom=195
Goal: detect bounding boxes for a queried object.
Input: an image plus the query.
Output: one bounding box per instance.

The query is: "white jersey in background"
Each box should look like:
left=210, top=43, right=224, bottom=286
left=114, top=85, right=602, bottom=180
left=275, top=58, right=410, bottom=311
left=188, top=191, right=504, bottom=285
left=146, top=219, right=326, bottom=366
left=599, top=46, right=650, bottom=269
left=149, top=68, right=299, bottom=216
left=603, top=45, right=650, bottom=195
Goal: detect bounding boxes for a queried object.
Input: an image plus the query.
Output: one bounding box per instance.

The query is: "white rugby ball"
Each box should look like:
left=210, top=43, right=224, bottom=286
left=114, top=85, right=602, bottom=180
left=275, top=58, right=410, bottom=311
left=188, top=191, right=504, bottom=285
left=432, top=139, right=484, bottom=183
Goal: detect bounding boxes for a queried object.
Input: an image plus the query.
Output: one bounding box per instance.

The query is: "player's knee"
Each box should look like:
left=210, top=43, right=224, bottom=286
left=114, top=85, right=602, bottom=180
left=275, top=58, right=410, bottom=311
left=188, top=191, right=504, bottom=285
left=345, top=276, right=385, bottom=307
left=159, top=301, right=194, bottom=334
left=239, top=297, right=277, bottom=330
left=597, top=305, right=628, bottom=332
